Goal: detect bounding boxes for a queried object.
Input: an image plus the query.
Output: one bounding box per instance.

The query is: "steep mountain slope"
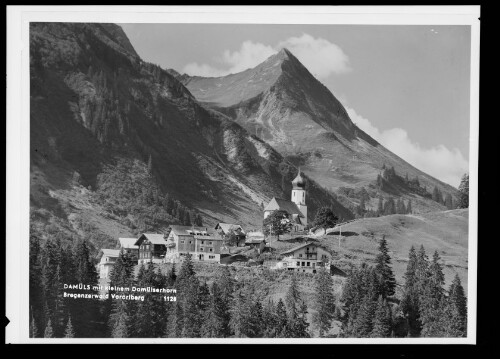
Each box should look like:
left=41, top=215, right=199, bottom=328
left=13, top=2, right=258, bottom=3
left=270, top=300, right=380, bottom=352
left=30, top=23, right=353, bottom=254
left=181, top=49, right=460, bottom=214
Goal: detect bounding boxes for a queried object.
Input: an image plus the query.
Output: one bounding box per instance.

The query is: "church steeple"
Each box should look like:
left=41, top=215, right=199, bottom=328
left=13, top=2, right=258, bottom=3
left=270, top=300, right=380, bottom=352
left=291, top=168, right=307, bottom=226
left=292, top=167, right=306, bottom=190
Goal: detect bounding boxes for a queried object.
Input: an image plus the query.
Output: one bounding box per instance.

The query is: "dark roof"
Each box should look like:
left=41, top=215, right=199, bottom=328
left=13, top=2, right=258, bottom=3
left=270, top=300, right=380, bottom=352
left=134, top=233, right=166, bottom=246
left=264, top=198, right=304, bottom=217
left=215, top=223, right=245, bottom=235
left=280, top=242, right=324, bottom=256
left=292, top=169, right=306, bottom=189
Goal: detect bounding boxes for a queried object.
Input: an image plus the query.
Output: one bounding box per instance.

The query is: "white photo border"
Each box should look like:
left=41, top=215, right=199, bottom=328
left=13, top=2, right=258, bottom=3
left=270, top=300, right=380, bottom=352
left=6, top=5, right=480, bottom=344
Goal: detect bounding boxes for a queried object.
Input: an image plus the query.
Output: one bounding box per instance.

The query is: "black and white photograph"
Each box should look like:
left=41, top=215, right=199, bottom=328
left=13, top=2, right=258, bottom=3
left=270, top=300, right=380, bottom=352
left=6, top=6, right=479, bottom=343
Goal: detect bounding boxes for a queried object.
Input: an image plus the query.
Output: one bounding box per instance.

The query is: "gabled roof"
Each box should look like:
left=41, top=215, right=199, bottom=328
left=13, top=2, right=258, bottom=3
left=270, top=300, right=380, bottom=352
left=168, top=225, right=216, bottom=237
left=264, top=198, right=304, bottom=217
left=101, top=249, right=121, bottom=257
left=134, top=233, right=166, bottom=246
left=119, top=237, right=139, bottom=249
left=280, top=242, right=325, bottom=256
left=215, top=223, right=245, bottom=235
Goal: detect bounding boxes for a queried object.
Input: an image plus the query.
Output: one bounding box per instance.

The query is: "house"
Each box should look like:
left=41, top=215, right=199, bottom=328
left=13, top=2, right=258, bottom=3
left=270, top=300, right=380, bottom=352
left=272, top=242, right=331, bottom=274
left=244, top=231, right=266, bottom=253
left=264, top=169, right=308, bottom=231
left=163, top=225, right=224, bottom=263
left=215, top=222, right=246, bottom=246
left=118, top=237, right=139, bottom=260
left=99, top=249, right=121, bottom=279
left=135, top=233, right=168, bottom=264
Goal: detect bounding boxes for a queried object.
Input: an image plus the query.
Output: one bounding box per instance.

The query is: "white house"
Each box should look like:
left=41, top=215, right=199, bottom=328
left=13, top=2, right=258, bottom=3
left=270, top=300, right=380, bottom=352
left=272, top=242, right=331, bottom=274
left=99, top=249, right=121, bottom=279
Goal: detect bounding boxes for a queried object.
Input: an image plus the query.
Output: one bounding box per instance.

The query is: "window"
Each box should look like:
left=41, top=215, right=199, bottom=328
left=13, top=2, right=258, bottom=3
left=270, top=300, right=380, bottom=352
left=210, top=248, right=213, bottom=252
left=296, top=262, right=300, bottom=266
left=302, top=262, right=305, bottom=266
left=201, top=241, right=204, bottom=244
left=209, top=241, right=213, bottom=245
left=200, top=247, right=204, bottom=252
left=307, top=262, right=310, bottom=267
left=299, top=254, right=302, bottom=258
left=209, top=255, right=215, bottom=259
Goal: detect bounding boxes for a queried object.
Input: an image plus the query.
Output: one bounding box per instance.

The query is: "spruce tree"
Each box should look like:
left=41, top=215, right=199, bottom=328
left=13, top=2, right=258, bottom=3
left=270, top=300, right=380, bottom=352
left=406, top=200, right=412, bottom=214
left=374, top=236, right=396, bottom=298
left=64, top=315, right=75, bottom=338
left=457, top=173, right=469, bottom=208
left=166, top=301, right=183, bottom=338
left=401, top=246, right=419, bottom=336
left=313, top=266, right=336, bottom=337
left=354, top=294, right=376, bottom=337
left=275, top=299, right=289, bottom=337
left=44, top=319, right=54, bottom=338
left=285, top=274, right=301, bottom=319
left=420, top=251, right=445, bottom=337
left=30, top=316, right=39, bottom=338
left=446, top=274, right=467, bottom=337
left=371, top=296, right=392, bottom=337
left=377, top=196, right=384, bottom=216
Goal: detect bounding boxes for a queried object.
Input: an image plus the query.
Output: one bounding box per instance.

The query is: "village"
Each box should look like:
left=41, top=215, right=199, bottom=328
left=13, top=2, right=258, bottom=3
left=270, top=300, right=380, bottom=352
left=99, top=170, right=346, bottom=282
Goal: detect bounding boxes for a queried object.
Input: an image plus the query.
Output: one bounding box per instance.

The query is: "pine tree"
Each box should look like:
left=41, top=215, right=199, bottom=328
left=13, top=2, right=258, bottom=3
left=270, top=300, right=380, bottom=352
left=354, top=294, right=376, bottom=337
left=374, top=236, right=396, bottom=298
left=406, top=200, right=412, bottom=214
left=446, top=274, right=467, bottom=337
left=371, top=296, right=392, bottom=337
left=30, top=316, right=39, bottom=338
left=181, top=278, right=202, bottom=337
left=377, top=196, right=384, bottom=216
left=166, top=301, right=183, bottom=338
left=313, top=266, right=336, bottom=337
left=285, top=274, right=301, bottom=319
left=64, top=315, right=75, bottom=338
left=230, top=290, right=252, bottom=337
left=274, top=299, right=289, bottom=337
left=420, top=251, right=445, bottom=337
left=401, top=246, right=419, bottom=336
left=44, top=319, right=54, bottom=338
left=457, top=173, right=469, bottom=208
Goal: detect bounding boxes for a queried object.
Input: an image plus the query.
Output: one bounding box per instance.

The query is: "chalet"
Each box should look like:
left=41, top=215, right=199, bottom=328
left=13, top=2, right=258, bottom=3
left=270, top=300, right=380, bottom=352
left=99, top=249, right=120, bottom=279
left=164, top=225, right=224, bottom=263
left=118, top=237, right=139, bottom=260
left=273, top=242, right=331, bottom=274
left=215, top=222, right=246, bottom=246
left=135, top=233, right=167, bottom=264
left=264, top=170, right=308, bottom=231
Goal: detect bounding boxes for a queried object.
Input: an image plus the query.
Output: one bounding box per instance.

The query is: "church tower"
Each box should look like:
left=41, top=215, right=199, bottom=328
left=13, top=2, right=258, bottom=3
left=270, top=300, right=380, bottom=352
left=291, top=169, right=307, bottom=225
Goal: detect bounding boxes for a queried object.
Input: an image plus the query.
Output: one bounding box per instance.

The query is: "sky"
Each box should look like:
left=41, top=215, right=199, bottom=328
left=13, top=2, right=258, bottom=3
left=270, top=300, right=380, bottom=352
left=120, top=23, right=471, bottom=188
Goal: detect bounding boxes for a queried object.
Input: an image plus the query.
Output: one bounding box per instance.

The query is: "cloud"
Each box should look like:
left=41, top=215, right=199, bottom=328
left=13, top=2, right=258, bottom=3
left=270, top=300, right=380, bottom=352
left=183, top=41, right=276, bottom=77
left=182, top=34, right=350, bottom=79
left=346, top=107, right=468, bottom=188
left=277, top=33, right=351, bottom=78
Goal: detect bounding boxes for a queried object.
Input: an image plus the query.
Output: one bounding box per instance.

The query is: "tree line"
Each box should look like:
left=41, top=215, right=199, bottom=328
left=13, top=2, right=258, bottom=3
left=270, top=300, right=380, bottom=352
left=29, top=233, right=466, bottom=338
left=338, top=239, right=467, bottom=337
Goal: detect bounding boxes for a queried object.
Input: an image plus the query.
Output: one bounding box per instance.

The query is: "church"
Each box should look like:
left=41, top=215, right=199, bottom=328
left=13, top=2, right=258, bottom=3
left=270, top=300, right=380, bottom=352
left=264, top=169, right=308, bottom=232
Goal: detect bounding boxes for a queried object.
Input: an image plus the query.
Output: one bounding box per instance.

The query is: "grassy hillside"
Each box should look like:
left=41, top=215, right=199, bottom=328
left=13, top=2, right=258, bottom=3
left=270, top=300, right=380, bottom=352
left=269, top=209, right=469, bottom=291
